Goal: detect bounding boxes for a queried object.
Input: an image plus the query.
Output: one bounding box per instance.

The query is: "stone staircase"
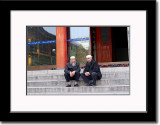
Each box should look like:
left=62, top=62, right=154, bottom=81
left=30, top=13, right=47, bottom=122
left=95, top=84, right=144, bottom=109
left=27, top=67, right=130, bottom=95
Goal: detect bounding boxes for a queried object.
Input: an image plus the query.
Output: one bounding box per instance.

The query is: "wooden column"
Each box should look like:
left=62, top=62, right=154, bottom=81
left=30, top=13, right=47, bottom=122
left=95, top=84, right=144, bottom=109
left=56, top=27, right=67, bottom=68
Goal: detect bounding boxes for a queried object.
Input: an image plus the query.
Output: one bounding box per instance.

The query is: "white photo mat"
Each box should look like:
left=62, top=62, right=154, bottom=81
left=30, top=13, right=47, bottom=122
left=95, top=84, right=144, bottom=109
left=11, top=10, right=146, bottom=112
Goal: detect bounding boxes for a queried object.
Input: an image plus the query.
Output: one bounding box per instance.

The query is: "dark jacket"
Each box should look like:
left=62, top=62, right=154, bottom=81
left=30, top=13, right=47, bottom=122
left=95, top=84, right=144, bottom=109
left=64, top=62, right=81, bottom=74
left=83, top=60, right=102, bottom=79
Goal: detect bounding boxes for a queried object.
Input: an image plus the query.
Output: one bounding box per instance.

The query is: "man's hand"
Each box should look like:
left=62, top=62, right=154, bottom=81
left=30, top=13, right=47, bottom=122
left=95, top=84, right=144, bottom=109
left=70, top=71, right=75, bottom=77
left=85, top=72, right=90, bottom=76
left=72, top=71, right=76, bottom=75
left=70, top=72, right=73, bottom=77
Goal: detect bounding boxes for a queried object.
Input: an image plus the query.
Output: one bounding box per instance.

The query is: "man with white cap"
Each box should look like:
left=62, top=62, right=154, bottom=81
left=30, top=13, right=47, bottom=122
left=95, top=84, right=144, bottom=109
left=64, top=56, right=81, bottom=87
left=81, top=55, right=102, bottom=86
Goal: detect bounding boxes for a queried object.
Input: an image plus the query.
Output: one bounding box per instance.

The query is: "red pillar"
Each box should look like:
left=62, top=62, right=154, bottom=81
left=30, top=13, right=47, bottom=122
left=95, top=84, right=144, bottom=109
left=56, top=27, right=67, bottom=68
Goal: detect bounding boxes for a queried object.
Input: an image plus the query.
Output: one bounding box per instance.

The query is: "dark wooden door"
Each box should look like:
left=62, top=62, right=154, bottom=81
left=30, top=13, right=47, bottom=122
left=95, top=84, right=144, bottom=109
left=96, top=27, right=112, bottom=63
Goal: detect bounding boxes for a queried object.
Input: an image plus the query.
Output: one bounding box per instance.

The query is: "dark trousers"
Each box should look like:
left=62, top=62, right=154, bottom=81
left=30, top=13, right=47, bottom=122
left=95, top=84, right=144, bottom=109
left=64, top=72, right=80, bottom=82
left=81, top=72, right=98, bottom=84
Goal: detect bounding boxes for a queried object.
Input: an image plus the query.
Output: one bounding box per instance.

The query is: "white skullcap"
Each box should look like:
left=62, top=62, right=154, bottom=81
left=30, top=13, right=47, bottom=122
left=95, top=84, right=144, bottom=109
left=70, top=56, right=75, bottom=59
left=86, top=55, right=92, bottom=58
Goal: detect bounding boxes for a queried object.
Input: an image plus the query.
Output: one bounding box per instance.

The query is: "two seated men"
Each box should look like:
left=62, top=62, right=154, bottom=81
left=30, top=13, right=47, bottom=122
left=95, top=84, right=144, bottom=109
left=64, top=55, right=102, bottom=87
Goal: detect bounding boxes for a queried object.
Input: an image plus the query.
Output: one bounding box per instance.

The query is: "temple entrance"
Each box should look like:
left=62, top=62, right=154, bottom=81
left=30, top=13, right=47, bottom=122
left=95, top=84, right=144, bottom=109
left=90, top=27, right=129, bottom=64
left=111, top=27, right=129, bottom=62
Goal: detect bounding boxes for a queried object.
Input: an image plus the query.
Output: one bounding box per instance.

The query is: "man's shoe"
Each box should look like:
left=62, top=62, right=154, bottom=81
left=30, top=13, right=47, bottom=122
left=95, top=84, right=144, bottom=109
left=89, top=81, right=96, bottom=86
left=90, top=83, right=96, bottom=86
left=66, top=84, right=71, bottom=87
left=86, top=83, right=89, bottom=86
left=88, top=80, right=94, bottom=86
left=74, top=84, right=79, bottom=87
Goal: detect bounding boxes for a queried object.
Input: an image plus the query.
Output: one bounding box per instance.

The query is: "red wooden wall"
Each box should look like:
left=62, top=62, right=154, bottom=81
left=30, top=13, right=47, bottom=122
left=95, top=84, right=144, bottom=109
left=96, top=27, right=112, bottom=63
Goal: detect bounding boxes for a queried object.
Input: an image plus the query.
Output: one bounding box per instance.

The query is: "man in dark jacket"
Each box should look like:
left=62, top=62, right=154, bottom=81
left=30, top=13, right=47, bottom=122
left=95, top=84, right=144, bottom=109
left=64, top=56, right=81, bottom=87
left=81, top=55, right=102, bottom=86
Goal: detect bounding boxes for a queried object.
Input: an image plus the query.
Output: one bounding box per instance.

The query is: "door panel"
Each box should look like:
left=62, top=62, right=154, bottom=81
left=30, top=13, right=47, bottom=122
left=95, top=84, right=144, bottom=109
left=96, top=27, right=112, bottom=63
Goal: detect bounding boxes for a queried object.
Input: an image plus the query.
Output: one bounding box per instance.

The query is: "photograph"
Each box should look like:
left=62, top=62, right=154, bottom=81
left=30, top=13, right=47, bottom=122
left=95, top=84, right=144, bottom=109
left=26, top=26, right=130, bottom=95
left=1, top=0, right=156, bottom=122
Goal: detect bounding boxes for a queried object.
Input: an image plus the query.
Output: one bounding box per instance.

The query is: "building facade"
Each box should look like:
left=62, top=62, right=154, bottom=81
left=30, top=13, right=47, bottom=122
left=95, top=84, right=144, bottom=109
left=27, top=26, right=129, bottom=70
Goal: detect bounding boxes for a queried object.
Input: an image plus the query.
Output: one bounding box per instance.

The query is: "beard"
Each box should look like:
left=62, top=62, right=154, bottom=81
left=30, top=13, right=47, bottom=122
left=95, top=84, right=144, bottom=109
left=72, top=63, right=76, bottom=66
left=70, top=62, right=76, bottom=66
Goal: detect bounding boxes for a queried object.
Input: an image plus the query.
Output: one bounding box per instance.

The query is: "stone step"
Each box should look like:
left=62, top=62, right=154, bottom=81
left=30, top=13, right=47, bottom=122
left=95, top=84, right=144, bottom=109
left=27, top=67, right=129, bottom=76
left=27, top=78, right=129, bottom=87
left=27, top=72, right=129, bottom=81
left=27, top=91, right=129, bottom=95
left=27, top=85, right=129, bottom=94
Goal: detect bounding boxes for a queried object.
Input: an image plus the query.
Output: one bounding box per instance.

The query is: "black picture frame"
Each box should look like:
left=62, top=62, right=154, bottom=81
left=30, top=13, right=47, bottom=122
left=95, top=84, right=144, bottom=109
left=1, top=0, right=156, bottom=122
